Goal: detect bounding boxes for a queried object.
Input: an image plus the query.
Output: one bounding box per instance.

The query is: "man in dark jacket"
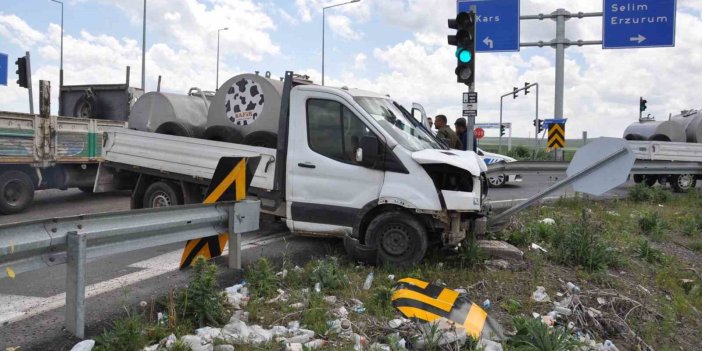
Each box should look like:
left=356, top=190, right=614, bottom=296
left=454, top=117, right=477, bottom=151
left=434, top=115, right=462, bottom=149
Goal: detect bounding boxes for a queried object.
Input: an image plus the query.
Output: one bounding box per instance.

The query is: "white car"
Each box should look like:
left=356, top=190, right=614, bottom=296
left=476, top=148, right=523, bottom=187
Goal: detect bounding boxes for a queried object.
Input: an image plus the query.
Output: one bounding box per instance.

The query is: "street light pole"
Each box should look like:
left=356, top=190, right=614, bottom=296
left=321, top=0, right=360, bottom=86
left=216, top=27, right=229, bottom=91
left=141, top=0, right=146, bottom=91
left=51, top=0, right=64, bottom=88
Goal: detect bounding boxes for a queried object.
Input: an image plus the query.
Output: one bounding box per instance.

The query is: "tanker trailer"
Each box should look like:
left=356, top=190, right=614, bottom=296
left=129, top=88, right=211, bottom=138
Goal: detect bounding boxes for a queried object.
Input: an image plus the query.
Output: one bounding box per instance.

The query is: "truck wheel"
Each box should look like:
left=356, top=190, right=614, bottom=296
left=203, top=126, right=243, bottom=143
left=670, top=174, right=696, bottom=192
left=0, top=170, right=35, bottom=214
left=365, top=211, right=428, bottom=267
left=644, top=176, right=657, bottom=187
left=633, top=175, right=645, bottom=184
left=143, top=181, right=183, bottom=208
left=243, top=131, right=278, bottom=148
left=488, top=174, right=506, bottom=187
left=155, top=122, right=191, bottom=137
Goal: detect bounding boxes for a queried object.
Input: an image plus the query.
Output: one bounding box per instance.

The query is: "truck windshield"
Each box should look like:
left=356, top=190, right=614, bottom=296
left=354, top=97, right=444, bottom=152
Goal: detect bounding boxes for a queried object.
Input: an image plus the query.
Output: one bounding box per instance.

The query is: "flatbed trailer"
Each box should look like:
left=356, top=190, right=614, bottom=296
left=0, top=111, right=126, bottom=214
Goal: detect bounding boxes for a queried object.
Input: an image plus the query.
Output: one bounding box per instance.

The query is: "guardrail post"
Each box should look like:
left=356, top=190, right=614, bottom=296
left=228, top=206, right=241, bottom=270
left=65, top=231, right=86, bottom=338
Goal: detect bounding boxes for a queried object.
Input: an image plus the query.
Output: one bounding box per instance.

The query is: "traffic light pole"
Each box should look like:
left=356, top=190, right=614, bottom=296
left=466, top=5, right=477, bottom=152
left=26, top=51, right=34, bottom=115
left=498, top=82, right=538, bottom=154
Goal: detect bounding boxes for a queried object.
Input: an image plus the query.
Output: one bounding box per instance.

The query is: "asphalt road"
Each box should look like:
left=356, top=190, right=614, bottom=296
left=0, top=173, right=635, bottom=350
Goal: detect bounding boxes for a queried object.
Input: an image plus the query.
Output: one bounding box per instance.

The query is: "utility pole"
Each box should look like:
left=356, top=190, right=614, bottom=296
left=50, top=0, right=64, bottom=88
left=216, top=27, right=229, bottom=90
left=498, top=82, right=538, bottom=154
left=466, top=4, right=477, bottom=152
left=321, top=0, right=360, bottom=86
left=141, top=0, right=146, bottom=91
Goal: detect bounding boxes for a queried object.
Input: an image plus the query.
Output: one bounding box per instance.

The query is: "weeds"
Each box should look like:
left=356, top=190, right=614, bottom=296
left=629, top=183, right=672, bottom=203
left=680, top=213, right=702, bottom=237
left=309, top=257, right=348, bottom=292
left=550, top=210, right=613, bottom=272
left=690, top=240, right=702, bottom=252
left=638, top=212, right=665, bottom=241
left=94, top=313, right=162, bottom=351
left=507, top=221, right=556, bottom=247
left=509, top=316, right=580, bottom=351
left=637, top=240, right=665, bottom=264
left=245, top=257, right=277, bottom=298
left=178, top=256, right=229, bottom=327
left=502, top=298, right=523, bottom=315
left=302, top=293, right=330, bottom=336
left=459, top=238, right=486, bottom=268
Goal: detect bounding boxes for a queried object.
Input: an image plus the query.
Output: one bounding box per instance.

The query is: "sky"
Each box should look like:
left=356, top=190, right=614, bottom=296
left=1, top=0, right=702, bottom=139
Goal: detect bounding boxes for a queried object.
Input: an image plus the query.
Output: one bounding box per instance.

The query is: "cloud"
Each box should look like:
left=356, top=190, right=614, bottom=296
left=0, top=13, right=45, bottom=48
left=327, top=14, right=362, bottom=40
left=353, top=53, right=366, bottom=70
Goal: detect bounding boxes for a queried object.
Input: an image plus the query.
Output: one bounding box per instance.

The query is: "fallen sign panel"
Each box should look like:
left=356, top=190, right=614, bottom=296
left=567, top=137, right=635, bottom=196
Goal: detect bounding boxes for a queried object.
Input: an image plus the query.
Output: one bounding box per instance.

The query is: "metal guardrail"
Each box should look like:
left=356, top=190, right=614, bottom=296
left=0, top=200, right=261, bottom=338
left=487, top=160, right=702, bottom=176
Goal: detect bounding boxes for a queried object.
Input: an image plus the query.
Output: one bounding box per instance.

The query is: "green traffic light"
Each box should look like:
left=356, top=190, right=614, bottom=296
left=456, top=48, right=472, bottom=63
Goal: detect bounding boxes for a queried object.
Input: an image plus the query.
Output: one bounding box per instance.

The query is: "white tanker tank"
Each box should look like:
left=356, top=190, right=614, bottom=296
left=622, top=119, right=686, bottom=142
left=129, top=88, right=212, bottom=138
left=670, top=109, right=702, bottom=143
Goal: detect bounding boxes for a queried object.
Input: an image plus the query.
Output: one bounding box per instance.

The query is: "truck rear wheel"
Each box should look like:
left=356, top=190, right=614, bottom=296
left=670, top=174, right=696, bottom=192
left=365, top=211, right=428, bottom=267
left=0, top=170, right=35, bottom=214
left=143, top=181, right=183, bottom=208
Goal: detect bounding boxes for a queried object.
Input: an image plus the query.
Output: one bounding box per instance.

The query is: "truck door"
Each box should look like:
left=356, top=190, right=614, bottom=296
left=287, top=90, right=384, bottom=235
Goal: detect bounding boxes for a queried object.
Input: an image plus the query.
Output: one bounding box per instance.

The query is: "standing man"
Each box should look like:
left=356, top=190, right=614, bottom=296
left=435, top=115, right=462, bottom=149
left=454, top=118, right=468, bottom=151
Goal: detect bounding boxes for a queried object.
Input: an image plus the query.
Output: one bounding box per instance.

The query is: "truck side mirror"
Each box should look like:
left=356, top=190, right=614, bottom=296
left=359, top=135, right=380, bottom=167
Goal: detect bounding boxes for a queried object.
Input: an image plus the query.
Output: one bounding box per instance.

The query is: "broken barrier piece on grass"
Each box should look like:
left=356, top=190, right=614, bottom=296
left=390, top=277, right=506, bottom=341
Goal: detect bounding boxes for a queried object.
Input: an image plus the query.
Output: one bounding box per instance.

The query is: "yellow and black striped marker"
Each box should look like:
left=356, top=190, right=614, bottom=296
left=547, top=122, right=566, bottom=150
left=179, top=157, right=252, bottom=269
left=391, top=278, right=505, bottom=340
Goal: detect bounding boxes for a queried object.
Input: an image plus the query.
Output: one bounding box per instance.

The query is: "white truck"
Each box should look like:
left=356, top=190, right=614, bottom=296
left=96, top=71, right=489, bottom=266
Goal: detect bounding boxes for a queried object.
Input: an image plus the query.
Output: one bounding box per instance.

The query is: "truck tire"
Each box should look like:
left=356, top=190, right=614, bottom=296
left=365, top=211, right=428, bottom=267
left=155, top=122, right=191, bottom=137
left=670, top=174, right=697, bottom=192
left=633, top=175, right=645, bottom=184
left=243, top=131, right=278, bottom=148
left=203, top=126, right=243, bottom=143
left=644, top=175, right=657, bottom=187
left=0, top=170, right=35, bottom=214
left=143, top=181, right=183, bottom=208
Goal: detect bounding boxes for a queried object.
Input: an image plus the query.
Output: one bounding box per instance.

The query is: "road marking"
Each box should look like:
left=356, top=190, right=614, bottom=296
left=0, top=233, right=292, bottom=324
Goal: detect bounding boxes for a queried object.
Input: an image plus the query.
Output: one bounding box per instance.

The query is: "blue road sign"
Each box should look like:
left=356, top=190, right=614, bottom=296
left=543, top=118, right=567, bottom=128
left=457, top=0, right=520, bottom=52
left=0, top=53, right=7, bottom=86
left=603, top=0, right=676, bottom=49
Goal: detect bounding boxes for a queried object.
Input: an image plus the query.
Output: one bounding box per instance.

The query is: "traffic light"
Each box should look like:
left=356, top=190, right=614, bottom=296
left=500, top=124, right=506, bottom=136
left=448, top=11, right=476, bottom=86
left=533, top=119, right=544, bottom=133
left=513, top=87, right=518, bottom=99
left=524, top=82, right=530, bottom=95
left=15, top=56, right=28, bottom=88
left=640, top=97, right=647, bottom=112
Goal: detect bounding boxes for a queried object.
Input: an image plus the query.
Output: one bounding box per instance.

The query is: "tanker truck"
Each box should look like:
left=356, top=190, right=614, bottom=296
left=95, top=71, right=490, bottom=266
left=624, top=110, right=702, bottom=191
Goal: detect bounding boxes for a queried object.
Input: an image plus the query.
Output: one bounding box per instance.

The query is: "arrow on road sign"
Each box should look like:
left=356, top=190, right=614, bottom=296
left=483, top=37, right=494, bottom=49
left=547, top=123, right=565, bottom=149
left=629, top=34, right=646, bottom=44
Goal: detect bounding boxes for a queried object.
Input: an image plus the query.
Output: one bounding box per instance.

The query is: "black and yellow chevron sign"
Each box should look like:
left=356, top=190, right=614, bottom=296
left=180, top=157, right=249, bottom=269
left=391, top=278, right=504, bottom=340
left=547, top=123, right=566, bottom=149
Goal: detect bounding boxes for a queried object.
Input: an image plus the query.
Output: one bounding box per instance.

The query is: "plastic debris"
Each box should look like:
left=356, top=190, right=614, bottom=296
left=554, top=306, right=572, bottom=316
left=603, top=340, right=620, bottom=351
left=327, top=319, right=353, bottom=337
left=225, top=282, right=250, bottom=309
left=143, top=344, right=159, bottom=351
left=414, top=318, right=467, bottom=348
left=336, top=306, right=349, bottom=318
left=286, top=343, right=303, bottom=351
left=566, top=282, right=580, bottom=294
left=540, top=218, right=555, bottom=225
left=161, top=333, right=177, bottom=348
left=304, top=339, right=328, bottom=349
left=368, top=343, right=391, bottom=351
left=387, top=274, right=395, bottom=281
left=454, top=288, right=468, bottom=295
left=213, top=345, right=235, bottom=351
left=195, top=326, right=222, bottom=343
left=323, top=295, right=337, bottom=304
left=363, top=272, right=374, bottom=290
left=482, top=299, right=491, bottom=309
left=289, top=302, right=305, bottom=309
left=314, top=282, right=321, bottom=293
left=388, top=318, right=404, bottom=329
left=531, top=286, right=550, bottom=302
left=70, top=340, right=95, bottom=351
left=353, top=333, right=369, bottom=351
left=293, top=265, right=304, bottom=273
left=530, top=243, right=548, bottom=253
left=266, top=289, right=288, bottom=304
left=180, top=335, right=210, bottom=351
left=275, top=269, right=288, bottom=278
